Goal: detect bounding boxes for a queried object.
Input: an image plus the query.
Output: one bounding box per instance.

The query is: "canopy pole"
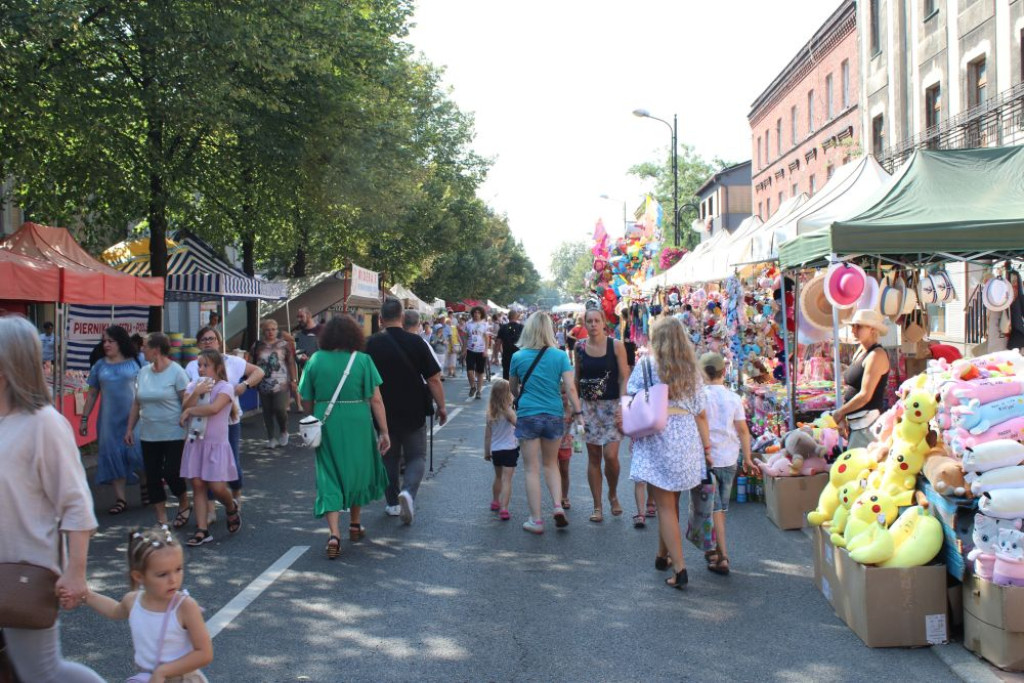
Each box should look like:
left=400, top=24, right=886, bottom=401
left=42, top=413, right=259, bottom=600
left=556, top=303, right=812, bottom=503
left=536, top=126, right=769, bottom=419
left=779, top=271, right=795, bottom=432
left=829, top=254, right=844, bottom=435
left=285, top=300, right=292, bottom=333
left=221, top=297, right=228, bottom=351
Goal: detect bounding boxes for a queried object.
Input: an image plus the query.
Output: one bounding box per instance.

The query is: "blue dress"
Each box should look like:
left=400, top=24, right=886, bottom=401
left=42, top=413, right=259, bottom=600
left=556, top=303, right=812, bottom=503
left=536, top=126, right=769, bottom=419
left=88, top=358, right=144, bottom=484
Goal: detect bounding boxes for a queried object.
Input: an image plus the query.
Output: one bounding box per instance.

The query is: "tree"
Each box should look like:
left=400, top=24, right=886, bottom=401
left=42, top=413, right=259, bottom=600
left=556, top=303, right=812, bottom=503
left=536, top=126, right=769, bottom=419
left=628, top=143, right=719, bottom=251
left=549, top=241, right=592, bottom=298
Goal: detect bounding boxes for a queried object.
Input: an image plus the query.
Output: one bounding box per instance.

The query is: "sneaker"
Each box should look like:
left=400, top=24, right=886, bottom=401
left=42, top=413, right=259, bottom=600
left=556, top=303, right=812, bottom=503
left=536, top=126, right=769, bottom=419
left=499, top=509, right=511, bottom=521
left=384, top=505, right=401, bottom=517
left=490, top=500, right=500, bottom=512
left=267, top=439, right=278, bottom=449
left=398, top=490, right=415, bottom=525
left=475, top=393, right=482, bottom=400
left=522, top=518, right=544, bottom=534
left=278, top=432, right=289, bottom=447
left=468, top=387, right=476, bottom=398
left=553, top=507, right=569, bottom=528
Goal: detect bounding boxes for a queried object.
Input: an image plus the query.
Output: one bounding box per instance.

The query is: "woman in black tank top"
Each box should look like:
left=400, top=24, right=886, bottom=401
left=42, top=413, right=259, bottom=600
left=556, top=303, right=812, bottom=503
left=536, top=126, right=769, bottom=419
left=574, top=309, right=630, bottom=522
left=834, top=309, right=891, bottom=449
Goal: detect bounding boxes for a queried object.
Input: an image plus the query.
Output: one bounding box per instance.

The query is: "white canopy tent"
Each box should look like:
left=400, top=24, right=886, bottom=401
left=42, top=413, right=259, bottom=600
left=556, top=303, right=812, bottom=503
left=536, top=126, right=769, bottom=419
left=730, top=193, right=809, bottom=268
left=390, top=283, right=433, bottom=315
left=552, top=301, right=585, bottom=314
left=487, top=299, right=510, bottom=314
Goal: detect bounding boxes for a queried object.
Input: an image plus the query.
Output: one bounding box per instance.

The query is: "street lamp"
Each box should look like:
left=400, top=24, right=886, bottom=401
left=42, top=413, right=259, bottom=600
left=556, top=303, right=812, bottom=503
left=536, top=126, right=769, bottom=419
left=598, top=194, right=628, bottom=234
left=633, top=108, right=678, bottom=247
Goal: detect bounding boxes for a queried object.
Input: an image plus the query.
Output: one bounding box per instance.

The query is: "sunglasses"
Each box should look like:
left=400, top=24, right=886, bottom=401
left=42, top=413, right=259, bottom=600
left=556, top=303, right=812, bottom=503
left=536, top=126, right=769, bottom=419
left=198, top=335, right=218, bottom=343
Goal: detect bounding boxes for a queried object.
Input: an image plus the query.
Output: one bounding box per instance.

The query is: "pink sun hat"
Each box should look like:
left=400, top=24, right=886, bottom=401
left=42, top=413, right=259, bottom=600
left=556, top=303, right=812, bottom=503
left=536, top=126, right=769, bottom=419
left=823, top=262, right=867, bottom=309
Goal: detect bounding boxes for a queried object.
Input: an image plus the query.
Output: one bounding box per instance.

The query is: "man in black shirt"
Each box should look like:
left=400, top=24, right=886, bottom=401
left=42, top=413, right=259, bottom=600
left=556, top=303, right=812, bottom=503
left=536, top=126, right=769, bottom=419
left=495, top=309, right=524, bottom=380
left=366, top=298, right=448, bottom=525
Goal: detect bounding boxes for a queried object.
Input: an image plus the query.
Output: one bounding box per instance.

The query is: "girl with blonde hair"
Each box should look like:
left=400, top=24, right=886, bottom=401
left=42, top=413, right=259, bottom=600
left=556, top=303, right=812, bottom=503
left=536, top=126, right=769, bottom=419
left=627, top=316, right=711, bottom=590
left=483, top=378, right=518, bottom=520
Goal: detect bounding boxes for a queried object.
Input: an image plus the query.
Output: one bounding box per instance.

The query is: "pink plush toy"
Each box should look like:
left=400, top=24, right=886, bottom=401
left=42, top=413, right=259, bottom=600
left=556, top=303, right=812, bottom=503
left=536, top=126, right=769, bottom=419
left=969, top=514, right=1019, bottom=580
left=939, top=377, right=1024, bottom=410
left=952, top=420, right=1024, bottom=456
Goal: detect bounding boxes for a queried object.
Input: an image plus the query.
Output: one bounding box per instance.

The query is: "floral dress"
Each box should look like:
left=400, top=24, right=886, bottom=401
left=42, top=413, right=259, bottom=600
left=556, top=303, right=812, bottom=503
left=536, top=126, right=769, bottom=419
left=627, top=359, right=706, bottom=492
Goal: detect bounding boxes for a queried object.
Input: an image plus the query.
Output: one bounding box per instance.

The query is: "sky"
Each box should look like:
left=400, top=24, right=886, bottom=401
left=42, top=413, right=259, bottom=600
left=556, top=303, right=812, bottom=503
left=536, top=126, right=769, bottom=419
left=407, top=0, right=842, bottom=279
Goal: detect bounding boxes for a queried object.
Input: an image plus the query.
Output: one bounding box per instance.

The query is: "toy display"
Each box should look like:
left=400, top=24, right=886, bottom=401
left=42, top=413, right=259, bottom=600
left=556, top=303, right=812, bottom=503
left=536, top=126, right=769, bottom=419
left=993, top=528, right=1024, bottom=587
left=807, top=448, right=878, bottom=527
left=876, top=506, right=944, bottom=568
left=969, top=515, right=1022, bottom=580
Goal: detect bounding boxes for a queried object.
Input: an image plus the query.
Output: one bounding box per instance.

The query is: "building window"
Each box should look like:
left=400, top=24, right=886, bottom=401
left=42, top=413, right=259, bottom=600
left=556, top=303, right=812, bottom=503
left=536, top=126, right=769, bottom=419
left=708, top=195, right=715, bottom=217
left=765, top=129, right=770, bottom=162
left=968, top=57, right=987, bottom=108
left=826, top=74, right=834, bottom=119
left=758, top=201, right=762, bottom=219
left=791, top=105, right=798, bottom=145
left=757, top=136, right=762, bottom=168
left=871, top=114, right=885, bottom=158
left=841, top=60, right=850, bottom=109
left=925, top=83, right=941, bottom=130
left=826, top=164, right=835, bottom=180
left=776, top=118, right=782, bottom=155
left=809, top=175, right=817, bottom=196
left=766, top=198, right=771, bottom=216
left=807, top=90, right=815, bottom=133
left=870, top=0, right=881, bottom=54
left=791, top=182, right=798, bottom=197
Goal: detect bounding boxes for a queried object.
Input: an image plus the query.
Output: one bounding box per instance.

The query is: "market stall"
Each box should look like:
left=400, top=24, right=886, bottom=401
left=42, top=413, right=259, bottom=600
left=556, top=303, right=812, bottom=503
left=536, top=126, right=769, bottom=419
left=0, top=222, right=165, bottom=445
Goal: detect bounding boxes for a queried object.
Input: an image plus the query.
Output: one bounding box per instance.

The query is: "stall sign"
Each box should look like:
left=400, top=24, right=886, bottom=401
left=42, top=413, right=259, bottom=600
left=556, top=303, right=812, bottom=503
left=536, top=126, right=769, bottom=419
left=351, top=263, right=379, bottom=299
left=66, top=304, right=149, bottom=370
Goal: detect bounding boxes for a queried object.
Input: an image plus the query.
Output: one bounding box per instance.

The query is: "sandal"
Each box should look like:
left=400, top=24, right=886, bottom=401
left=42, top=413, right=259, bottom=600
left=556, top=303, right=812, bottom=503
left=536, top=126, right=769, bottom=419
left=655, top=555, right=671, bottom=571
left=645, top=502, right=657, bottom=518
left=326, top=535, right=341, bottom=560
left=226, top=505, right=242, bottom=534
left=589, top=508, right=603, bottom=523
left=349, top=523, right=366, bottom=541
left=705, top=548, right=721, bottom=567
left=666, top=567, right=689, bottom=590
left=561, top=498, right=571, bottom=510
left=632, top=513, right=646, bottom=528
left=186, top=529, right=212, bottom=547
left=609, top=497, right=623, bottom=516
left=108, top=498, right=128, bottom=515
left=172, top=506, right=193, bottom=529
left=709, top=555, right=731, bottom=576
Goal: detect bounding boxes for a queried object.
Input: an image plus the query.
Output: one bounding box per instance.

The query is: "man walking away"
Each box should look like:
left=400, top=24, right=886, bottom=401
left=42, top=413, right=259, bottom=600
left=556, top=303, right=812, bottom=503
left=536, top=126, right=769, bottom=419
left=294, top=307, right=323, bottom=375
left=367, top=298, right=448, bottom=524
left=496, top=309, right=524, bottom=380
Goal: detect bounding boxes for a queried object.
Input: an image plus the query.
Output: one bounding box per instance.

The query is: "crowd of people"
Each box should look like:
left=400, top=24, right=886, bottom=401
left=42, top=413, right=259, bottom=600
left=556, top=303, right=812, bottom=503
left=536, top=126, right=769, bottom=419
left=2, top=294, right=760, bottom=680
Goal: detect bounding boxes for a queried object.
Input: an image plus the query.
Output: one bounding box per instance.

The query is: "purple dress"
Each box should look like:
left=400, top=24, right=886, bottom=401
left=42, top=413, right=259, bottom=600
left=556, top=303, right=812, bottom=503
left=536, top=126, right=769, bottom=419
left=180, top=381, right=239, bottom=482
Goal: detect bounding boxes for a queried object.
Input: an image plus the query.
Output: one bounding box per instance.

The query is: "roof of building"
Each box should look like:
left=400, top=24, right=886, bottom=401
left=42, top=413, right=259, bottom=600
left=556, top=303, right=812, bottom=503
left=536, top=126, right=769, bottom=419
left=695, top=160, right=753, bottom=196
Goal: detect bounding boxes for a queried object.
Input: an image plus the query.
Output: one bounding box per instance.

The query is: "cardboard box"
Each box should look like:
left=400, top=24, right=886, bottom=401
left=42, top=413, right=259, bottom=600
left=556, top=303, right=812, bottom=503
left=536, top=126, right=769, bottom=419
left=812, top=526, right=848, bottom=617
left=764, top=473, right=827, bottom=530
left=834, top=546, right=949, bottom=647
left=963, top=574, right=1024, bottom=670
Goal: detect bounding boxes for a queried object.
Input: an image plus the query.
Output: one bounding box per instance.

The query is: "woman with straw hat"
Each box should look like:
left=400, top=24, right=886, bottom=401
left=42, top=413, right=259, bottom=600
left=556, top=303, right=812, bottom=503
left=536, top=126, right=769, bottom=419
left=833, top=309, right=891, bottom=449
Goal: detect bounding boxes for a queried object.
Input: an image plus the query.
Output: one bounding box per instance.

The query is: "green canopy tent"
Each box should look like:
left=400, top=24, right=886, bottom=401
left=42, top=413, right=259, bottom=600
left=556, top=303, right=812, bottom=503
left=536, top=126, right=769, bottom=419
left=779, top=146, right=1024, bottom=270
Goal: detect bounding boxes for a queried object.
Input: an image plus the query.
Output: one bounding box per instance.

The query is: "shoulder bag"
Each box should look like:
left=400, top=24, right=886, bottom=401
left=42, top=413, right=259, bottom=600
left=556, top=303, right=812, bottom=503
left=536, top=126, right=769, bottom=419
left=298, top=352, right=357, bottom=448
left=126, top=591, right=186, bottom=683
left=577, top=338, right=614, bottom=401
left=513, top=347, right=548, bottom=411
left=381, top=330, right=435, bottom=416
left=620, top=357, right=669, bottom=438
left=0, top=562, right=59, bottom=629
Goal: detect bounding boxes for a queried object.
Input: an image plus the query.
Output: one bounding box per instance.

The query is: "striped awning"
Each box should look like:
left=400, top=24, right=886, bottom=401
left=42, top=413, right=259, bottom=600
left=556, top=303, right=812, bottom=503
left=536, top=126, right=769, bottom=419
left=104, top=231, right=287, bottom=301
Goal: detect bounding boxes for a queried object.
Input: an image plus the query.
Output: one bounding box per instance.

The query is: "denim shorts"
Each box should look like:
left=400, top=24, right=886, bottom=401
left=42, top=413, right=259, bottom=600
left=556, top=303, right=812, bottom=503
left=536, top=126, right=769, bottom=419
left=515, top=414, right=565, bottom=441
left=711, top=465, right=737, bottom=513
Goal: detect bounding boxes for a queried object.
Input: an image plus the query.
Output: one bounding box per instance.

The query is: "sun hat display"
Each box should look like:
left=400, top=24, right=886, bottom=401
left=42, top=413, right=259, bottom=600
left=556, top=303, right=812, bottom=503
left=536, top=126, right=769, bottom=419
left=824, top=262, right=867, bottom=309
left=934, top=269, right=957, bottom=303
left=849, top=308, right=889, bottom=334
left=901, top=280, right=919, bottom=316
left=798, top=311, right=832, bottom=344
left=799, top=272, right=835, bottom=331
left=917, top=274, right=938, bottom=305
left=855, top=275, right=880, bottom=312
left=878, top=274, right=906, bottom=321
left=983, top=277, right=1013, bottom=312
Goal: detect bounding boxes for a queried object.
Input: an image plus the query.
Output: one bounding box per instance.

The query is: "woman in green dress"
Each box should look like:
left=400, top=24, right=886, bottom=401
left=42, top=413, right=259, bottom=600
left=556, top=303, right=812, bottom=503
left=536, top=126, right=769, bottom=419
left=299, top=315, right=390, bottom=559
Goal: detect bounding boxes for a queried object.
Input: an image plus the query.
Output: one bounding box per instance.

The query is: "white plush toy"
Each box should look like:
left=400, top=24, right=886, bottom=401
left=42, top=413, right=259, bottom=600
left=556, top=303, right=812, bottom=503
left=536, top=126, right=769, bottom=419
left=993, top=528, right=1024, bottom=587
left=978, top=490, right=1024, bottom=520
left=967, top=465, right=1024, bottom=496
left=969, top=515, right=1021, bottom=580
left=962, top=440, right=1024, bottom=474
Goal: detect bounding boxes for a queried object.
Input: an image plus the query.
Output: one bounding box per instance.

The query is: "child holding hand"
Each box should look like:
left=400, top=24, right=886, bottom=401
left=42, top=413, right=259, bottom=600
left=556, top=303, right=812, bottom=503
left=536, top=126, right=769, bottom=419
left=75, top=526, right=212, bottom=682
left=484, top=379, right=518, bottom=521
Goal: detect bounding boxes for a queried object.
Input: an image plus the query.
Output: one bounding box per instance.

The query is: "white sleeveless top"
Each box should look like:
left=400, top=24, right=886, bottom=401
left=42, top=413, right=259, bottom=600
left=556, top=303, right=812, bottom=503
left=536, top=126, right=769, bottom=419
left=130, top=590, right=194, bottom=671
left=489, top=416, right=518, bottom=451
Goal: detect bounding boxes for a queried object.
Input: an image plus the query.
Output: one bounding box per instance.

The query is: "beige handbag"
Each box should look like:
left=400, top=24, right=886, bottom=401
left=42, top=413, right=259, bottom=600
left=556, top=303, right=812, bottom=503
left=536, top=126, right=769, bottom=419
left=903, top=308, right=927, bottom=344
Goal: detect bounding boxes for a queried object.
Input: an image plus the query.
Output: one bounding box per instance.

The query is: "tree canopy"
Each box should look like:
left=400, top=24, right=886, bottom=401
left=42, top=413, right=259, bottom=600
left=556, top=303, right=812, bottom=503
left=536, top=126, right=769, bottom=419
left=0, top=1, right=537, bottom=326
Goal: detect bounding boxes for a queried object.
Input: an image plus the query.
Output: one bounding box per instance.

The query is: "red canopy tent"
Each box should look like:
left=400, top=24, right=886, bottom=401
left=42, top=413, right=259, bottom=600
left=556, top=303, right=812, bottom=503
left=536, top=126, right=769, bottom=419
left=0, top=222, right=164, bottom=445
left=2, top=222, right=164, bottom=305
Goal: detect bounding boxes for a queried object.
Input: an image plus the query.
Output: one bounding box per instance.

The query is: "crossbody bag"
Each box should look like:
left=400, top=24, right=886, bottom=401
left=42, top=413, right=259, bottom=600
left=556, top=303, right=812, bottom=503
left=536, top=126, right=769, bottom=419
left=513, top=347, right=548, bottom=411
left=298, top=352, right=357, bottom=448
left=577, top=338, right=614, bottom=401
left=382, top=330, right=435, bottom=417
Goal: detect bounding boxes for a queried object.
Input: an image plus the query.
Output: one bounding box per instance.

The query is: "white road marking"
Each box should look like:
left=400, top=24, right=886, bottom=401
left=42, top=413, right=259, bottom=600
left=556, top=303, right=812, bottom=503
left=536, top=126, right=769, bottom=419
left=432, top=406, right=463, bottom=434
left=206, top=545, right=309, bottom=638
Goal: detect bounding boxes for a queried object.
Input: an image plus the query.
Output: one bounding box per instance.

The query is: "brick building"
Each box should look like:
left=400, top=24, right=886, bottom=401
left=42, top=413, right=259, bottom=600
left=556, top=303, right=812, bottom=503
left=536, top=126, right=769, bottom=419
left=748, top=0, right=859, bottom=221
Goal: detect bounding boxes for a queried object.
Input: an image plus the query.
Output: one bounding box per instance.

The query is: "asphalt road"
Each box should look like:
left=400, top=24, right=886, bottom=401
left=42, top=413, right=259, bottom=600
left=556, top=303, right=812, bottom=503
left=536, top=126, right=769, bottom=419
left=61, top=375, right=971, bottom=682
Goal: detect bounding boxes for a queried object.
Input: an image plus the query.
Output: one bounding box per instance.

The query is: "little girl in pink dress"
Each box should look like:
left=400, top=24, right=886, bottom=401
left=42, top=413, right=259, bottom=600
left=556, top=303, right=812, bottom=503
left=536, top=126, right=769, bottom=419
left=180, top=350, right=241, bottom=546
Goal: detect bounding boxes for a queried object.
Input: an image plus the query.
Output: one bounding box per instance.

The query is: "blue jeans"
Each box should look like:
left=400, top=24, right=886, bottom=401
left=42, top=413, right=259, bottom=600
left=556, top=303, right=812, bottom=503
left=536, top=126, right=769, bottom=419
left=711, top=465, right=737, bottom=513
left=515, top=414, right=565, bottom=441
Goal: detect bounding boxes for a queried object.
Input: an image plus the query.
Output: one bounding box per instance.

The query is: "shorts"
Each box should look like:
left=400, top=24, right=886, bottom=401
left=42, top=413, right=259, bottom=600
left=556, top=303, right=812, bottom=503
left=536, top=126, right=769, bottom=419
left=558, top=447, right=572, bottom=461
left=711, top=465, right=737, bottom=513
left=466, top=350, right=486, bottom=373
left=515, top=413, right=565, bottom=441
left=491, top=448, right=520, bottom=467
left=581, top=399, right=623, bottom=445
